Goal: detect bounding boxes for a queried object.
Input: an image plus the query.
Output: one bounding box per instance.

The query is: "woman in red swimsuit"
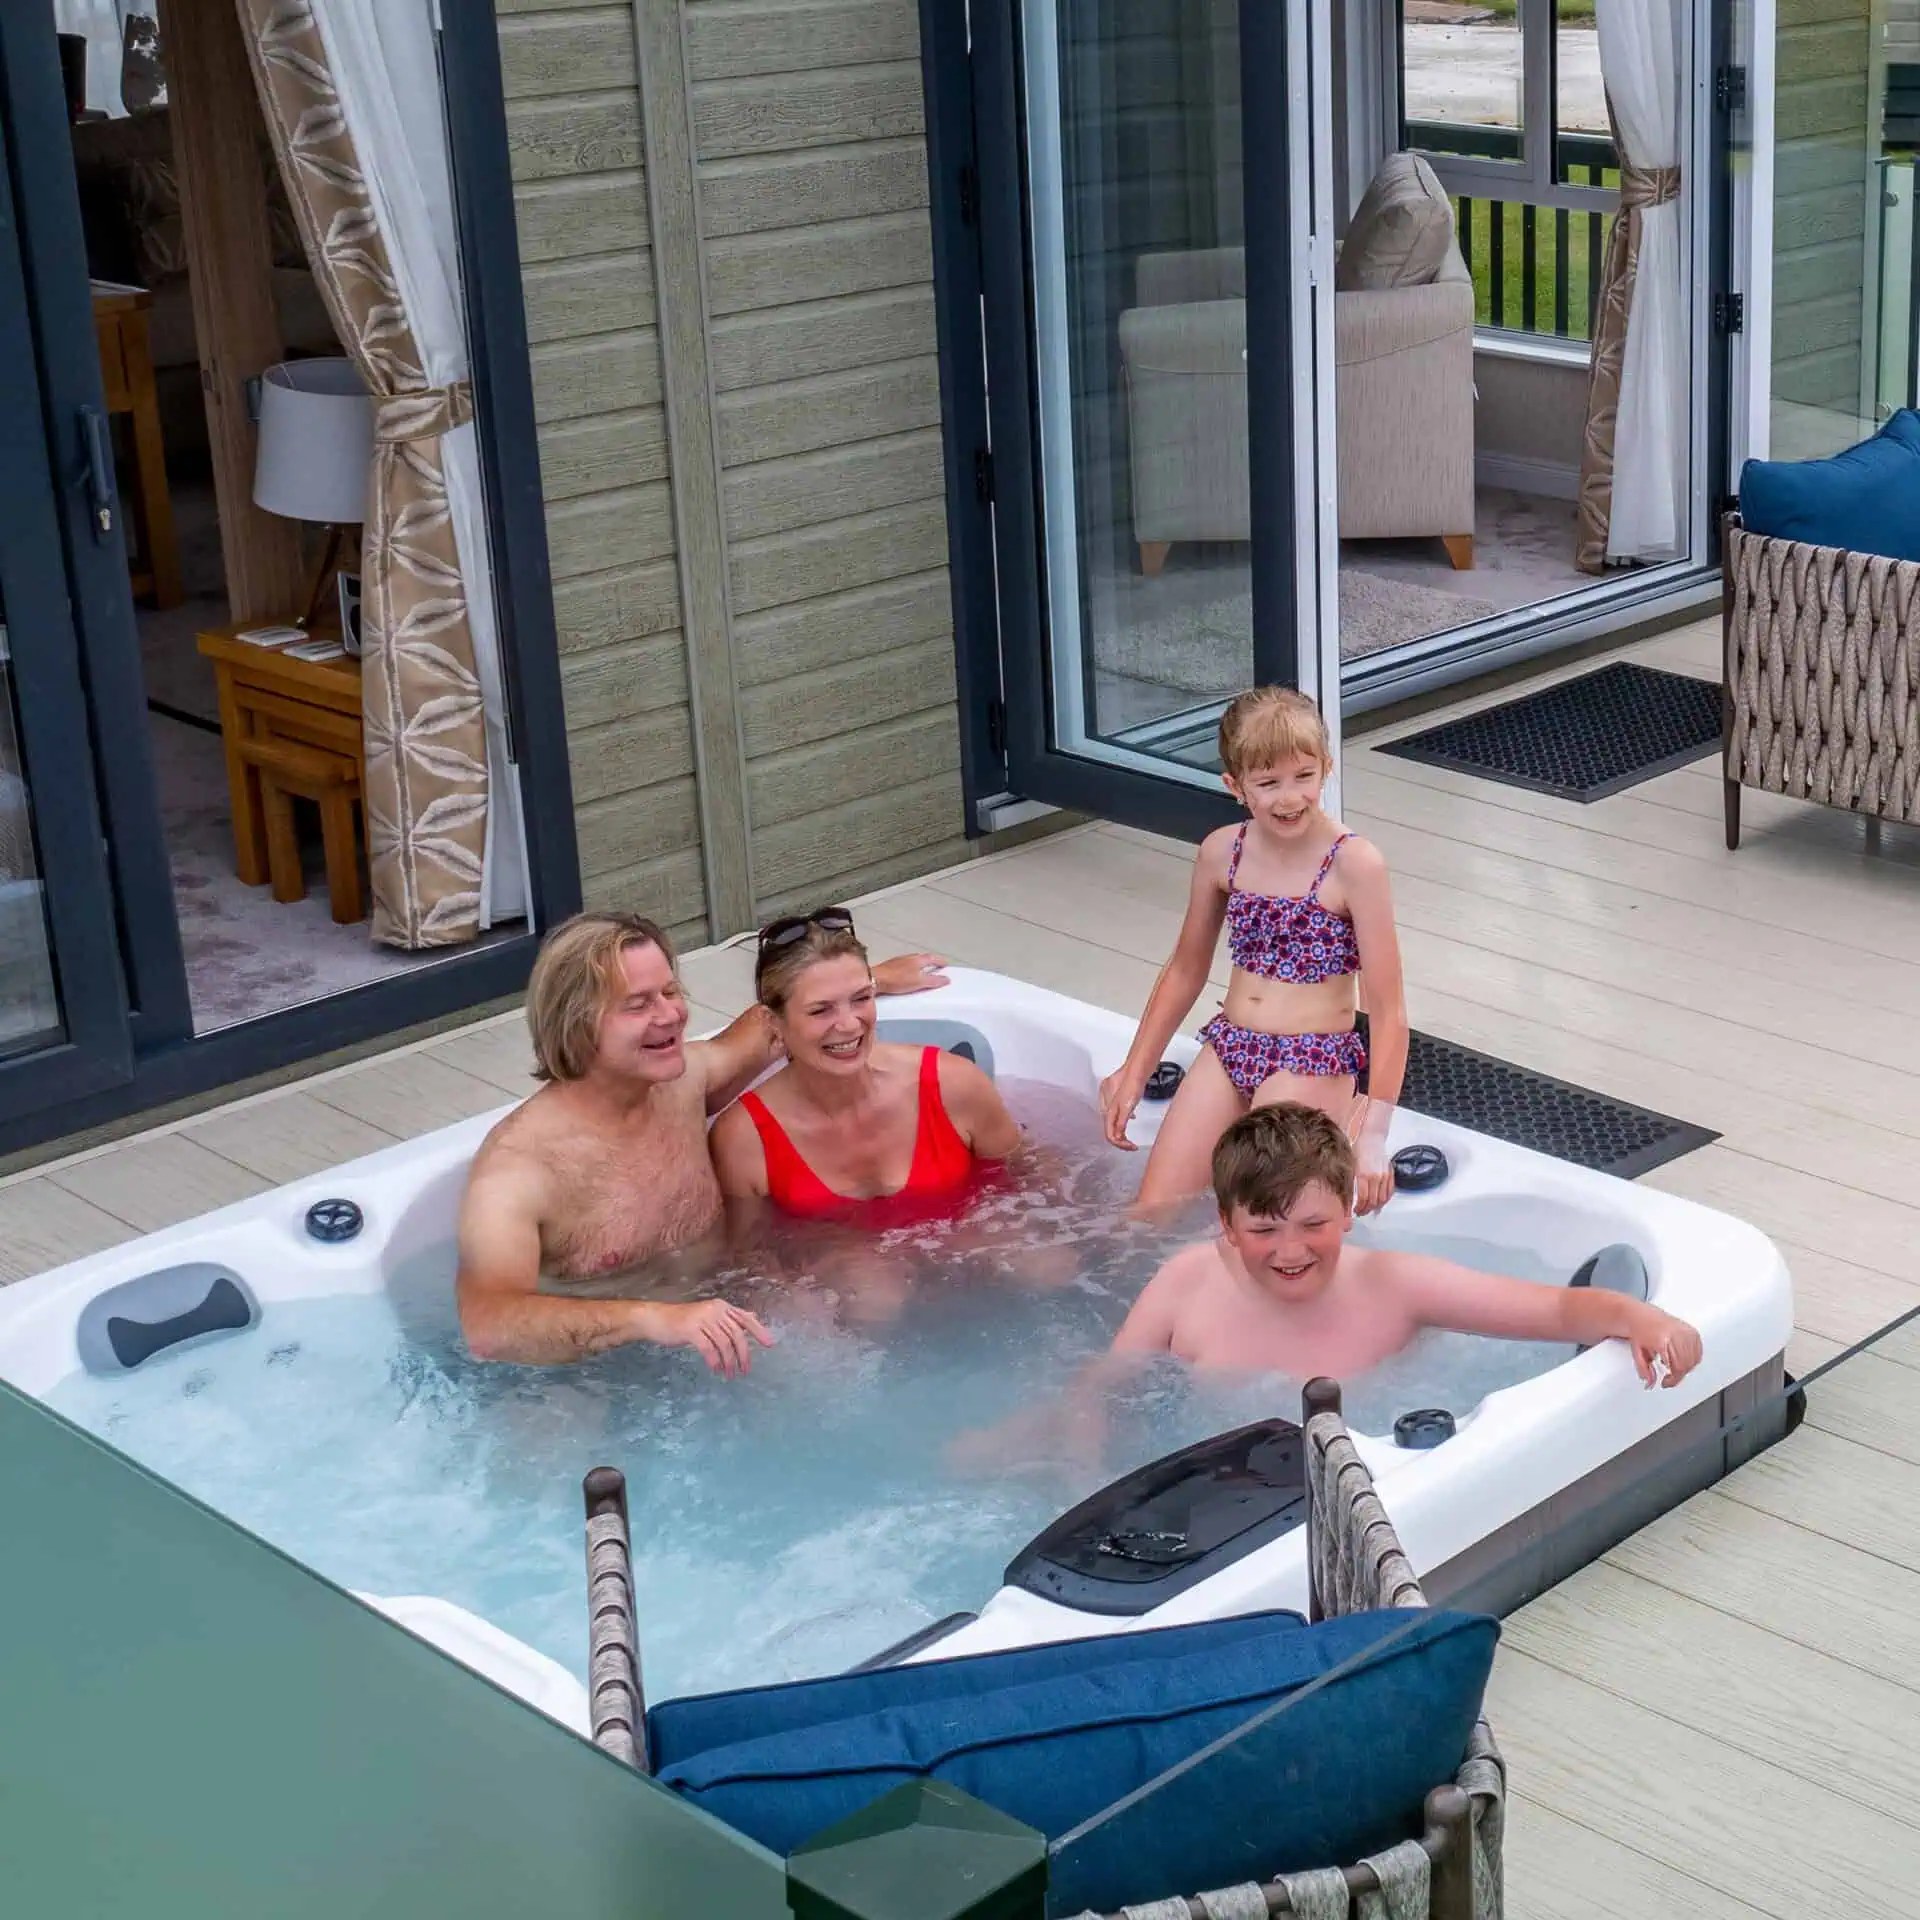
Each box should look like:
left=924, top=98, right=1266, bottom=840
left=709, top=909, right=1021, bottom=1231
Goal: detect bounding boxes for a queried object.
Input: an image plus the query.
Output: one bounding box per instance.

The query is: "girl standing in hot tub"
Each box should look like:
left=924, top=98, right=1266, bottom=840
left=1100, top=687, right=1408, bottom=1216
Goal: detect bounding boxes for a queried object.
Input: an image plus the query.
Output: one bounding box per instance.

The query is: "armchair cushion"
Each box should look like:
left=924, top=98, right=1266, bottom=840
left=1336, top=153, right=1457, bottom=292
left=657, top=1607, right=1498, bottom=1915
left=647, top=1607, right=1305, bottom=1771
left=1738, top=409, right=1920, bottom=564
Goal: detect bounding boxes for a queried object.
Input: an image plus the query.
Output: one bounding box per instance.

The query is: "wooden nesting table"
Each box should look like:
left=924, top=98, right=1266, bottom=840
left=196, top=622, right=367, bottom=923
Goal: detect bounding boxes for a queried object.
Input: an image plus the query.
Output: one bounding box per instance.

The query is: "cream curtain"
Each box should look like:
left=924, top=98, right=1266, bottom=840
left=1575, top=0, right=1687, bottom=572
left=239, top=0, right=528, bottom=946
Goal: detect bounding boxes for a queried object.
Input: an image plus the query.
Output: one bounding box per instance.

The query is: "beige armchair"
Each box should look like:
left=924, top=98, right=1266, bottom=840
left=1118, top=155, right=1477, bottom=574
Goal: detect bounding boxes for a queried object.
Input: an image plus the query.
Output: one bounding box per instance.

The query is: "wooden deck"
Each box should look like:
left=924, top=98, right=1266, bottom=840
left=4, top=613, right=1917, bottom=1915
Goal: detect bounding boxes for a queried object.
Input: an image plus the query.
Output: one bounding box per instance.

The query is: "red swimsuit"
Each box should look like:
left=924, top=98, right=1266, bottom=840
left=739, top=1047, right=980, bottom=1226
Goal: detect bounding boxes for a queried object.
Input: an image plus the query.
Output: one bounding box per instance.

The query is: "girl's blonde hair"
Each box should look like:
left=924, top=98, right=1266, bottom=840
left=1217, top=687, right=1333, bottom=780
left=525, top=911, right=677, bottom=1083
left=754, top=916, right=871, bottom=1013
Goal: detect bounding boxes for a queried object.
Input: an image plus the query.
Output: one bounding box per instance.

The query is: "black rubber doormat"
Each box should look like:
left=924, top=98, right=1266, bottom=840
left=1399, top=1030, right=1717, bottom=1180
left=1381, top=661, right=1722, bottom=802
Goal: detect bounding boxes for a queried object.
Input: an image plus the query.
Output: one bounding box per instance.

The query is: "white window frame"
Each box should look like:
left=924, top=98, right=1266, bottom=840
left=1387, top=0, right=1614, bottom=217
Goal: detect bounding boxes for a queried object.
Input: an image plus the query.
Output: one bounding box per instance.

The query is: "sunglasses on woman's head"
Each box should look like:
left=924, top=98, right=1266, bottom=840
left=757, top=906, right=855, bottom=954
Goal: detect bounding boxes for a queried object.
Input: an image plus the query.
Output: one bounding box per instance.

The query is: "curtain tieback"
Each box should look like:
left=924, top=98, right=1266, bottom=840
left=374, top=380, right=475, bottom=444
left=1619, top=164, right=1680, bottom=212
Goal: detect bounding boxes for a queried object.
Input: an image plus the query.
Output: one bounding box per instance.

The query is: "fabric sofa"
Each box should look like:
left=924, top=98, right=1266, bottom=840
left=1118, top=152, right=1477, bottom=574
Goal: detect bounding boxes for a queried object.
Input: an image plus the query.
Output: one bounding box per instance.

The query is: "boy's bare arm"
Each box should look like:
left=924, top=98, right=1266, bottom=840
left=1110, top=1252, right=1189, bottom=1357
left=1398, top=1255, right=1702, bottom=1387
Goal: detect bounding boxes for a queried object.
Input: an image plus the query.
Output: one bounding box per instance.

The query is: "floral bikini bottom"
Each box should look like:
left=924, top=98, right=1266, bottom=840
left=1199, top=1013, right=1368, bottom=1096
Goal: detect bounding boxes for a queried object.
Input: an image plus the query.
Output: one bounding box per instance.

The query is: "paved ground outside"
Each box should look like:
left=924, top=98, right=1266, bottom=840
left=1404, top=20, right=1607, bottom=135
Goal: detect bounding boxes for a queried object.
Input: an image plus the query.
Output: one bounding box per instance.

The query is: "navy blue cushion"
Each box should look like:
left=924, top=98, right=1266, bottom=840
left=1739, top=409, right=1920, bottom=562
left=658, top=1608, right=1497, bottom=1915
left=647, top=1609, right=1306, bottom=1772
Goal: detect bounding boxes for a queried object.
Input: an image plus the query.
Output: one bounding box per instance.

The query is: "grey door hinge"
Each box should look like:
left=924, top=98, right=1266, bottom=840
left=1713, top=292, right=1744, bottom=335
left=986, top=698, right=1007, bottom=754
left=974, top=447, right=994, bottom=504
left=1715, top=66, right=1747, bottom=113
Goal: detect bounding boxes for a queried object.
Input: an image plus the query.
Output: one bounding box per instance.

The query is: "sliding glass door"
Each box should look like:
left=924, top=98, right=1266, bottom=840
left=971, top=0, right=1339, bottom=837
left=0, top=100, right=136, bottom=1111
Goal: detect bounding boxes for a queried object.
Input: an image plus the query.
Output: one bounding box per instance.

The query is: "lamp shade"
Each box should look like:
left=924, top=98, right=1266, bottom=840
left=253, top=359, right=373, bottom=524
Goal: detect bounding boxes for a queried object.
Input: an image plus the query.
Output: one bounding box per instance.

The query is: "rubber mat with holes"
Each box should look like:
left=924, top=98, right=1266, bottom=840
left=1397, top=1031, right=1716, bottom=1179
left=1380, top=661, right=1723, bottom=802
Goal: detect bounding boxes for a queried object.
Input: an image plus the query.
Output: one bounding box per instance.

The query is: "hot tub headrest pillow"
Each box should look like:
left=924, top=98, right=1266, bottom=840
left=655, top=1607, right=1497, bottom=1915
left=1738, top=409, right=1920, bottom=562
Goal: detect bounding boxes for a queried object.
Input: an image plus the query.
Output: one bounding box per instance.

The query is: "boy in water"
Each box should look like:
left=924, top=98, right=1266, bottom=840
left=950, top=1103, right=1701, bottom=1477
left=1114, top=1104, right=1702, bottom=1385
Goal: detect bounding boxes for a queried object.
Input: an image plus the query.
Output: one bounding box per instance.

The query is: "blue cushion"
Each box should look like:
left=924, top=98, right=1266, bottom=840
left=1739, top=409, right=1920, bottom=562
left=658, top=1608, right=1497, bottom=1915
left=647, top=1609, right=1306, bottom=1772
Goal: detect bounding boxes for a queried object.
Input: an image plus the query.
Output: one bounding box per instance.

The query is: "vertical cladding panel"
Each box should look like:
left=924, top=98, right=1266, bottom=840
left=498, top=0, right=708, bottom=935
left=687, top=0, right=969, bottom=911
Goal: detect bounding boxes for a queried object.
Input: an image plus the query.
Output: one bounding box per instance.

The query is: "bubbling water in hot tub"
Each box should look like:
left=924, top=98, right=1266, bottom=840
left=43, top=1080, right=1575, bottom=1703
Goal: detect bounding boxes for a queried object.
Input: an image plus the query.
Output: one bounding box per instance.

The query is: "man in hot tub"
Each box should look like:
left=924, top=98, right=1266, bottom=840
left=1109, top=1103, right=1704, bottom=1384
left=455, top=911, right=947, bottom=1370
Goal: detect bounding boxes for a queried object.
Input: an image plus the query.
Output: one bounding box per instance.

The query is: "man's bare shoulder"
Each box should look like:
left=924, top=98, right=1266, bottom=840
left=464, top=1092, right=567, bottom=1209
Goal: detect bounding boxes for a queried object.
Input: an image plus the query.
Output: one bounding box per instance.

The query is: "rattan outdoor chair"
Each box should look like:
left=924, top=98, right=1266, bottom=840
left=1723, top=516, right=1920, bottom=849
left=581, top=1378, right=1505, bottom=1920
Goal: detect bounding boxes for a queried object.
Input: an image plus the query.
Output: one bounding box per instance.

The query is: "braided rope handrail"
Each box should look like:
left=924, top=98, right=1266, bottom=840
left=583, top=1467, right=646, bottom=1770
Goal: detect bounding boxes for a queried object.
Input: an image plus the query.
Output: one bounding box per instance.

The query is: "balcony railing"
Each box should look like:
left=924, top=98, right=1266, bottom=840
left=1405, top=121, right=1620, bottom=343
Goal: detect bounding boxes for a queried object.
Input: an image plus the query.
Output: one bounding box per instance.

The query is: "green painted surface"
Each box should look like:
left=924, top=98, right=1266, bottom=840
left=787, top=1780, right=1048, bottom=1920
left=0, top=1379, right=788, bottom=1920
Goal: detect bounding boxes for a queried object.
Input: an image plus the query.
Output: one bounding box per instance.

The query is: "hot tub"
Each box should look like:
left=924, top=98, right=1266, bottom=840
left=0, top=969, right=1792, bottom=1711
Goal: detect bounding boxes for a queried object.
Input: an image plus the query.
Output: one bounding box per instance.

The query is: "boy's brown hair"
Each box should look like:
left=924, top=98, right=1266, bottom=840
left=1211, top=1103, right=1356, bottom=1216
left=1217, top=687, right=1333, bottom=781
left=525, top=911, right=677, bottom=1083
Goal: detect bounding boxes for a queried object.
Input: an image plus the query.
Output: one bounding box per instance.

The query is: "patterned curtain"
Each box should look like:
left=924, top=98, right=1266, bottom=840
left=1574, top=109, right=1680, bottom=574
left=237, top=0, right=489, bottom=948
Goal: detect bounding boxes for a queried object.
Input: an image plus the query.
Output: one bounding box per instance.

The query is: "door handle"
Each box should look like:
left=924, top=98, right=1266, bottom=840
left=79, top=404, right=115, bottom=537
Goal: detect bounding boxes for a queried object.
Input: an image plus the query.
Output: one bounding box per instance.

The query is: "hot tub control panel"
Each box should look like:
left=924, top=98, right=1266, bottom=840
left=1003, top=1419, right=1307, bottom=1616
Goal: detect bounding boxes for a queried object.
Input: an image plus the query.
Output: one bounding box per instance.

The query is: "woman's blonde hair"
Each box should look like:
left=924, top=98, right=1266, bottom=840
left=1217, top=687, right=1333, bottom=780
left=525, top=911, right=677, bottom=1083
left=755, top=912, right=870, bottom=1013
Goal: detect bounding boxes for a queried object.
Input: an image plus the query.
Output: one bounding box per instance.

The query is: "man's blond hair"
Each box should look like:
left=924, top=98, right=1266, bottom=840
left=1211, top=1103, right=1355, bottom=1216
left=1217, top=686, right=1333, bottom=781
left=525, top=911, right=677, bottom=1083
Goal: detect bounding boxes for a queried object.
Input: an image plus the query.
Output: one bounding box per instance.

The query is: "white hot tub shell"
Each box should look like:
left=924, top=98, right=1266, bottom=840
left=0, top=969, right=1794, bottom=1707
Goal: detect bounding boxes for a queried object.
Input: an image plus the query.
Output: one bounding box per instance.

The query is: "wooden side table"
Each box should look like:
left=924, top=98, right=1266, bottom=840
left=92, top=283, right=182, bottom=610
left=196, top=622, right=365, bottom=895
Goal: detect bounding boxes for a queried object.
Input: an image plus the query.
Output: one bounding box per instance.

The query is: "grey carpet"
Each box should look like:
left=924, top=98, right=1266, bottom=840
left=150, top=712, right=423, bottom=1033
left=1090, top=568, right=1500, bottom=694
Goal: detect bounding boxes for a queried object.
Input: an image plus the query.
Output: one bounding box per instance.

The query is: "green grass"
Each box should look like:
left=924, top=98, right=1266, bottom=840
left=1473, top=0, right=1596, bottom=18
left=1451, top=190, right=1615, bottom=343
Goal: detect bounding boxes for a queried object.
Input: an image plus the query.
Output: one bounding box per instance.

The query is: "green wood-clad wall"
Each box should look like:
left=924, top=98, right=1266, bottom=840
left=498, top=0, right=968, bottom=943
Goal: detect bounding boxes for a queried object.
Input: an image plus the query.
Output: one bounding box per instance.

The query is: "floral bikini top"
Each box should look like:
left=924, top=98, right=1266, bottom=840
left=1224, top=825, right=1361, bottom=984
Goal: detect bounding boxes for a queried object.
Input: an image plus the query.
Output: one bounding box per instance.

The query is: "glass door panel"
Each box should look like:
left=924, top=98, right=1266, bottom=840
left=1024, top=0, right=1254, bottom=773
left=0, top=82, right=134, bottom=1112
left=0, top=600, right=64, bottom=1062
left=975, top=0, right=1327, bottom=833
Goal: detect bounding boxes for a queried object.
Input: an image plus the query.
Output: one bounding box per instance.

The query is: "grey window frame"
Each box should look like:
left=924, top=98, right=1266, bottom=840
left=1391, top=0, right=1615, bottom=216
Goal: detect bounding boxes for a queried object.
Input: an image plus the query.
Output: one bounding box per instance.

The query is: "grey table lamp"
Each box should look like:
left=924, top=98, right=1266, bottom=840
left=253, top=358, right=373, bottom=631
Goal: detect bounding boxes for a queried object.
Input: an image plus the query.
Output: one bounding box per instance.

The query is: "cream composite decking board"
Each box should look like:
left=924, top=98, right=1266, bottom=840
left=1, top=613, right=1917, bottom=1914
